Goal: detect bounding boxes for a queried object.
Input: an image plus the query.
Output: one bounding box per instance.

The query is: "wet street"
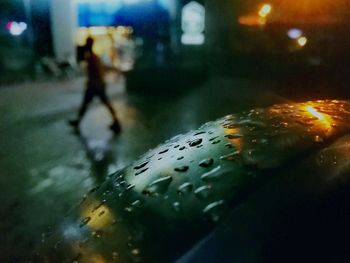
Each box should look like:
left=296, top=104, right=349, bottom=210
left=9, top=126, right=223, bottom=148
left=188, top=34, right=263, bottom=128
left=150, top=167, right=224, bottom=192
left=0, top=75, right=281, bottom=262
left=2, top=0, right=350, bottom=261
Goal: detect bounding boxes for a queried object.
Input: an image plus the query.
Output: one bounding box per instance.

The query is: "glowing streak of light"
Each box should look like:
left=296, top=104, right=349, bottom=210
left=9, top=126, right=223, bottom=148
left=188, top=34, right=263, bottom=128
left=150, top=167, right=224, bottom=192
left=238, top=16, right=266, bottom=26
left=304, top=105, right=333, bottom=133
left=306, top=106, right=325, bottom=121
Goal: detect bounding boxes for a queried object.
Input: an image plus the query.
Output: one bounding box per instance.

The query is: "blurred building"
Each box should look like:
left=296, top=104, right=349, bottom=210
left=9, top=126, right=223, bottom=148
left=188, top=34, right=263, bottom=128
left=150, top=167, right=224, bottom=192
left=50, top=0, right=208, bottom=91
left=51, top=0, right=179, bottom=65
left=205, top=0, right=350, bottom=75
left=1, top=0, right=209, bottom=84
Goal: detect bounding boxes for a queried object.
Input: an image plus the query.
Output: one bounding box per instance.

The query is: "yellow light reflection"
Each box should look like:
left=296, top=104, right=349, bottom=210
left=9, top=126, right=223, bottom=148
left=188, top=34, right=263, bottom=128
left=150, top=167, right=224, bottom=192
left=81, top=202, right=114, bottom=230
left=304, top=105, right=333, bottom=133
left=297, top=36, right=308, bottom=47
left=87, top=254, right=107, bottom=263
left=306, top=106, right=325, bottom=121
left=259, top=4, right=272, bottom=18
left=224, top=127, right=243, bottom=152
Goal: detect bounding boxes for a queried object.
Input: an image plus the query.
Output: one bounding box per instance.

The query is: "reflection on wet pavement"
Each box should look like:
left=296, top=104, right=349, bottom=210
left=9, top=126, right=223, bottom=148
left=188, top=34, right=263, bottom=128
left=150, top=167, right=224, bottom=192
left=34, top=100, right=350, bottom=262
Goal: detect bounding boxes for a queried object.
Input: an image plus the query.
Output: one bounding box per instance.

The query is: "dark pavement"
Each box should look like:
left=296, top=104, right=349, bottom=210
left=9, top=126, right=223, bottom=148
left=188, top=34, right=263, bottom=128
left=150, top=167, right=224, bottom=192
left=0, top=74, right=281, bottom=261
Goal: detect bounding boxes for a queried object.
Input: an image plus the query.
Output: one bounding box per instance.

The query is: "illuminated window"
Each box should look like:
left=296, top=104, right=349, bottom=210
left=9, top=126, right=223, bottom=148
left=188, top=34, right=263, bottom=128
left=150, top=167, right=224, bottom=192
left=181, top=1, right=205, bottom=45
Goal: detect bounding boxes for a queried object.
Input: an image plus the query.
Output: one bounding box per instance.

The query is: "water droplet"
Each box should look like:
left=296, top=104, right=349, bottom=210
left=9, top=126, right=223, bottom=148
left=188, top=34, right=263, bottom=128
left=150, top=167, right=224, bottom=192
left=225, top=143, right=234, bottom=149
left=159, top=149, right=169, bottom=154
left=314, top=135, right=324, bottom=142
left=131, top=248, right=141, bottom=255
left=177, top=182, right=193, bottom=194
left=220, top=151, right=240, bottom=161
left=103, top=189, right=112, bottom=196
left=212, top=140, right=221, bottom=144
left=174, top=166, right=189, bottom=172
left=134, top=161, right=149, bottom=170
left=225, top=133, right=243, bottom=139
left=173, top=201, right=181, bottom=212
left=194, top=185, right=211, bottom=199
left=174, top=145, right=180, bottom=148
left=125, top=206, right=133, bottom=213
left=125, top=200, right=142, bottom=213
left=209, top=136, right=219, bottom=142
left=92, top=230, right=104, bottom=238
left=92, top=201, right=106, bottom=212
left=194, top=131, right=206, bottom=136
left=189, top=138, right=202, bottom=147
left=142, top=176, right=173, bottom=196
left=112, top=251, right=119, bottom=260
left=333, top=155, right=338, bottom=165
left=201, top=166, right=223, bottom=182
left=123, top=183, right=133, bottom=190
left=317, top=154, right=324, bottom=166
left=199, top=158, right=214, bottom=168
left=88, top=185, right=101, bottom=194
left=117, top=180, right=127, bottom=187
left=203, top=200, right=226, bottom=222
left=131, top=200, right=141, bottom=208
left=130, top=248, right=142, bottom=262
left=79, top=217, right=91, bottom=228
left=177, top=156, right=184, bottom=160
left=224, top=123, right=239, bottom=129
left=98, top=210, right=105, bottom=217
left=179, top=146, right=186, bottom=151
left=135, top=168, right=148, bottom=176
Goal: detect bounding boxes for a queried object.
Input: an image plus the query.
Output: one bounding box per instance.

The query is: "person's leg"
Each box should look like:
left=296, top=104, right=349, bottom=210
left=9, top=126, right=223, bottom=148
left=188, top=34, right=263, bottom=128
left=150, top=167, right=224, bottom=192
left=69, top=88, right=94, bottom=127
left=78, top=89, right=94, bottom=120
left=98, top=89, right=118, bottom=122
left=98, top=88, right=121, bottom=133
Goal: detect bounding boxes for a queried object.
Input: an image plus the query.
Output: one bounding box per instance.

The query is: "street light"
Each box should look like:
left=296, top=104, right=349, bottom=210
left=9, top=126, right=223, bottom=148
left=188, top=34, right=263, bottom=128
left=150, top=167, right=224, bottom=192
left=297, top=36, right=308, bottom=47
left=258, top=3, right=272, bottom=18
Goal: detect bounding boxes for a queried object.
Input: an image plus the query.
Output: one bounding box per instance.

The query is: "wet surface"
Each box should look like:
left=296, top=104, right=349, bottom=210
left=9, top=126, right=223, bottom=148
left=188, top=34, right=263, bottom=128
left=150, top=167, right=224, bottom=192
left=4, top=74, right=350, bottom=262
left=0, top=75, right=280, bottom=262
left=178, top=134, right=350, bottom=263
left=32, top=99, right=350, bottom=262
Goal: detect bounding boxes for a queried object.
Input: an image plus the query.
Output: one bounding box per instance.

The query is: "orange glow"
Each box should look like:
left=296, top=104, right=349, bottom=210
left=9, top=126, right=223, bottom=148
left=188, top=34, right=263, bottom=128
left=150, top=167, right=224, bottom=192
left=224, top=127, right=243, bottom=152
left=304, top=105, right=333, bottom=133
left=238, top=16, right=266, bottom=26
left=258, top=4, right=272, bottom=18
left=277, top=0, right=348, bottom=16
left=88, top=254, right=108, bottom=263
left=266, top=0, right=349, bottom=24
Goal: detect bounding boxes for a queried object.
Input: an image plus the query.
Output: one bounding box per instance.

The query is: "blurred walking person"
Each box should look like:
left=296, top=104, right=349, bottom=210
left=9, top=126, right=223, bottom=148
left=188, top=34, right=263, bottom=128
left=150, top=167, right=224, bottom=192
left=69, top=37, right=121, bottom=133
